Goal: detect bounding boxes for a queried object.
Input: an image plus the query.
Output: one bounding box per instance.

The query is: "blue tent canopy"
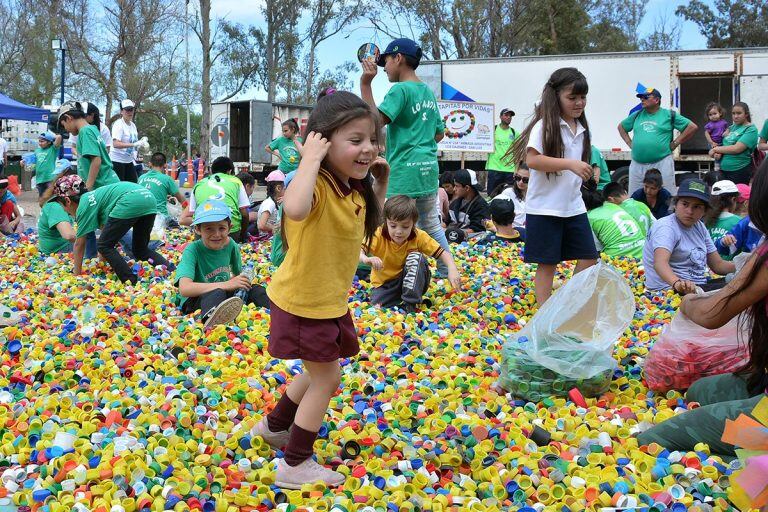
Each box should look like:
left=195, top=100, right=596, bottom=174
left=0, top=92, right=49, bottom=122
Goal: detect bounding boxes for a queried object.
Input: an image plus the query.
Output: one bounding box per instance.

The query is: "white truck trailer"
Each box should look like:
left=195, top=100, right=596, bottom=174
left=209, top=100, right=312, bottom=177
left=416, top=47, right=768, bottom=185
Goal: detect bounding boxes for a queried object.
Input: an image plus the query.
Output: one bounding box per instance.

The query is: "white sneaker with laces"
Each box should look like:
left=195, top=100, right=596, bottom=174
left=274, top=458, right=345, bottom=489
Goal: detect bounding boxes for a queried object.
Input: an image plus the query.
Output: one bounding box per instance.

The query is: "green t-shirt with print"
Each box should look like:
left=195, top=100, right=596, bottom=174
left=268, top=136, right=302, bottom=172
left=75, top=182, right=157, bottom=237
left=590, top=146, right=611, bottom=190
left=138, top=170, right=179, bottom=216
left=379, top=81, right=444, bottom=198
left=587, top=202, right=645, bottom=258
left=619, top=198, right=654, bottom=236
left=76, top=124, right=120, bottom=189
left=485, top=125, right=516, bottom=172
left=174, top=239, right=242, bottom=307
left=708, top=213, right=741, bottom=258
left=38, top=201, right=73, bottom=254
left=620, top=108, right=691, bottom=164
left=34, top=145, right=59, bottom=185
left=192, top=173, right=244, bottom=234
left=720, top=124, right=759, bottom=172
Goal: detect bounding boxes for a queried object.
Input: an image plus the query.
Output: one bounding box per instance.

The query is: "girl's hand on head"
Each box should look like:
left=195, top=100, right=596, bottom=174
left=369, top=156, right=390, bottom=182
left=302, top=132, right=330, bottom=163
left=570, top=160, right=594, bottom=181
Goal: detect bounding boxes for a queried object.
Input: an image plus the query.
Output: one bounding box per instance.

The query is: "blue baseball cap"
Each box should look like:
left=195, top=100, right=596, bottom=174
left=192, top=200, right=231, bottom=225
left=377, top=38, right=422, bottom=67
left=39, top=131, right=56, bottom=143
left=676, top=178, right=710, bottom=203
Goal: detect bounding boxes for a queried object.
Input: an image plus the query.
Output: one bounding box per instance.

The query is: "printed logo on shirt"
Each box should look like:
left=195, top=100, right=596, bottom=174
left=205, top=266, right=232, bottom=282
left=689, top=247, right=707, bottom=277
left=640, top=121, right=659, bottom=133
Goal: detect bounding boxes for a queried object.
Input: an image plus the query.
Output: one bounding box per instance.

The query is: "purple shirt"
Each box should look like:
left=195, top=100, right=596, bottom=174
left=705, top=119, right=729, bottom=144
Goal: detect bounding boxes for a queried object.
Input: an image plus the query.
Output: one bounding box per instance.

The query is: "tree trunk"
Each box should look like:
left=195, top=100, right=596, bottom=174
left=547, top=0, right=558, bottom=49
left=200, top=0, right=212, bottom=164
left=304, top=45, right=316, bottom=101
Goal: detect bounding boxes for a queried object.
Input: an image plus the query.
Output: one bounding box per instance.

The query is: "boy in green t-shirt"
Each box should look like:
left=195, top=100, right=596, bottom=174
left=57, top=101, right=120, bottom=192
left=51, top=174, right=170, bottom=283
left=602, top=181, right=655, bottom=236
left=20, top=131, right=62, bottom=198
left=583, top=182, right=645, bottom=258
left=176, top=200, right=268, bottom=329
left=180, top=156, right=250, bottom=242
left=138, top=152, right=186, bottom=223
left=360, top=37, right=451, bottom=259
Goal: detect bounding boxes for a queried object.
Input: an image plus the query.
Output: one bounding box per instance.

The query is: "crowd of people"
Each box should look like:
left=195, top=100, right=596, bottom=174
left=1, top=36, right=768, bottom=490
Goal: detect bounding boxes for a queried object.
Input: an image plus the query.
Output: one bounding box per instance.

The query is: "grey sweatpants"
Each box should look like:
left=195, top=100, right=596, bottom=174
left=370, top=252, right=431, bottom=307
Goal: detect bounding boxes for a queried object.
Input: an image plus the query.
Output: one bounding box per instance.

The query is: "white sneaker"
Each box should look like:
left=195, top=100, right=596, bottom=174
left=275, top=458, right=345, bottom=489
left=202, top=296, right=243, bottom=329
left=252, top=418, right=290, bottom=450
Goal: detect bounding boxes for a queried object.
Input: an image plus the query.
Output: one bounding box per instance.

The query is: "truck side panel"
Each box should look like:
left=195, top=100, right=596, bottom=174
left=250, top=101, right=274, bottom=165
left=209, top=102, right=230, bottom=160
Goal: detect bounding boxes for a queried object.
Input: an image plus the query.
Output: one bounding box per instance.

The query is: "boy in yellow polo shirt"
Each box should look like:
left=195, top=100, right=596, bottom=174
left=361, top=194, right=461, bottom=311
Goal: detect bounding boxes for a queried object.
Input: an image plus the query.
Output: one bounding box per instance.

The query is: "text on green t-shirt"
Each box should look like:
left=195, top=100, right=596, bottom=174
left=619, top=198, right=654, bottom=236
left=587, top=202, right=645, bottom=258
left=620, top=108, right=691, bottom=164
left=138, top=170, right=180, bottom=216
left=75, top=182, right=157, bottom=237
left=379, top=81, right=444, bottom=198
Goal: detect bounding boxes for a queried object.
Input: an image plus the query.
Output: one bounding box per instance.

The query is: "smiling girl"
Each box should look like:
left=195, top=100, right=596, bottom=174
left=508, top=67, right=598, bottom=305
left=256, top=91, right=390, bottom=489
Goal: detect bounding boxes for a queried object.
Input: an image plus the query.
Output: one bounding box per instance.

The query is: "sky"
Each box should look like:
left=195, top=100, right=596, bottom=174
left=208, top=0, right=712, bottom=103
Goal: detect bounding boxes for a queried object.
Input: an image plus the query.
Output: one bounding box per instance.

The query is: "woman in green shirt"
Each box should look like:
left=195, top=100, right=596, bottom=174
left=709, top=102, right=759, bottom=185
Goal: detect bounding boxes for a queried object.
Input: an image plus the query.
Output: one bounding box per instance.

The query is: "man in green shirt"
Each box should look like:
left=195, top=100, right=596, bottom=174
left=138, top=152, right=186, bottom=219
left=617, top=87, right=698, bottom=196
left=57, top=101, right=120, bottom=192
left=360, top=37, right=450, bottom=258
left=485, top=108, right=517, bottom=194
left=602, top=181, right=654, bottom=236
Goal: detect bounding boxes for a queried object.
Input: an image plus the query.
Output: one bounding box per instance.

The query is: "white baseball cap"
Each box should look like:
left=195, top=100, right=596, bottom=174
left=120, top=99, right=135, bottom=110
left=711, top=180, right=738, bottom=196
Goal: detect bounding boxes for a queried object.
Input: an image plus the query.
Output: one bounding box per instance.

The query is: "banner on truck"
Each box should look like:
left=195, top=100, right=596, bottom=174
left=437, top=101, right=495, bottom=153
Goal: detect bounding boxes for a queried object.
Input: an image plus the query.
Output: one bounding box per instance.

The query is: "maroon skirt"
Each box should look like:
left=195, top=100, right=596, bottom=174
left=267, top=300, right=360, bottom=362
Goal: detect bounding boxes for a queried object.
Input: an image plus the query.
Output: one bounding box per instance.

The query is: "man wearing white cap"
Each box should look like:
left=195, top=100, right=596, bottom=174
left=110, top=99, right=140, bottom=183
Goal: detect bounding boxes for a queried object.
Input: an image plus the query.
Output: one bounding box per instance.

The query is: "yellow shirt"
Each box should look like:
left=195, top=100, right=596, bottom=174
left=267, top=169, right=366, bottom=319
left=367, top=226, right=443, bottom=287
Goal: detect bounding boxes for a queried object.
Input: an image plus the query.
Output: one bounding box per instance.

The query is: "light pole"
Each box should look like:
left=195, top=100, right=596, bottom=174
left=51, top=39, right=66, bottom=106
left=185, top=1, right=192, bottom=170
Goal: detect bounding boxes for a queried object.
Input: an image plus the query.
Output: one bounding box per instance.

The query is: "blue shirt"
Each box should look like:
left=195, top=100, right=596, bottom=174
left=0, top=191, right=17, bottom=204
left=631, top=187, right=671, bottom=219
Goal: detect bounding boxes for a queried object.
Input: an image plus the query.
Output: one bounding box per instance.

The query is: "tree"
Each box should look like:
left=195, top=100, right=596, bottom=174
left=676, top=0, right=768, bottom=48
left=253, top=0, right=306, bottom=102
left=640, top=13, right=682, bottom=51
left=61, top=0, right=185, bottom=124
left=138, top=104, right=201, bottom=158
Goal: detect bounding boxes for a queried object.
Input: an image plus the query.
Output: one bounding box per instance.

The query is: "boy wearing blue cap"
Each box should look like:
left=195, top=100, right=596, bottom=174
left=360, top=37, right=451, bottom=262
left=20, top=131, right=62, bottom=198
left=176, top=200, right=268, bottom=329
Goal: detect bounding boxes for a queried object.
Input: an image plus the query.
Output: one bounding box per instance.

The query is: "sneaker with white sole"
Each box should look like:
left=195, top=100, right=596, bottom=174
left=202, top=296, right=244, bottom=329
left=275, top=458, right=345, bottom=489
left=252, top=418, right=290, bottom=450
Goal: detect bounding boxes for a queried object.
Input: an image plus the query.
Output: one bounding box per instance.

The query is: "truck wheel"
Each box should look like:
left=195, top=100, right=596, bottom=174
left=611, top=166, right=629, bottom=190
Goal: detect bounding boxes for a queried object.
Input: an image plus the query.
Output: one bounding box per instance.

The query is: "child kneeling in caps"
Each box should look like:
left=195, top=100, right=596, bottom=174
left=360, top=194, right=461, bottom=311
left=175, top=200, right=268, bottom=329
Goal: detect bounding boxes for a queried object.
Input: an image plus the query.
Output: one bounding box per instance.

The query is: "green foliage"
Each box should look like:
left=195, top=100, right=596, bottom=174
left=676, top=0, right=768, bottom=48
left=137, top=105, right=202, bottom=160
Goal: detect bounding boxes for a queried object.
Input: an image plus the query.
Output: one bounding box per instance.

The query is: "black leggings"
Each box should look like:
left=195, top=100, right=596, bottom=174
left=723, top=164, right=753, bottom=185
left=98, top=215, right=169, bottom=283
left=113, top=162, right=138, bottom=183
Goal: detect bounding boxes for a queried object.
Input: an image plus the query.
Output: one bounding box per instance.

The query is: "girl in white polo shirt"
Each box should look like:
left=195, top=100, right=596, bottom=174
left=507, top=68, right=598, bottom=305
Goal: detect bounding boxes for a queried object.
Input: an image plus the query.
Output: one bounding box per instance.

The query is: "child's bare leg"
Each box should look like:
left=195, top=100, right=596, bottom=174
left=534, top=263, right=557, bottom=305
left=574, top=258, right=597, bottom=274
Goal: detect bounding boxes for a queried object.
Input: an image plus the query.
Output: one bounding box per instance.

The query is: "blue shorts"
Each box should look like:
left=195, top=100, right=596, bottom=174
left=524, top=213, right=598, bottom=264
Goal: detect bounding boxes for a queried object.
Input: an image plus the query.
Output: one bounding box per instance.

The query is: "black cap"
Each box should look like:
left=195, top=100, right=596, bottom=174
left=453, top=168, right=478, bottom=188
left=500, top=108, right=515, bottom=117
left=676, top=178, right=710, bottom=203
left=489, top=197, right=515, bottom=219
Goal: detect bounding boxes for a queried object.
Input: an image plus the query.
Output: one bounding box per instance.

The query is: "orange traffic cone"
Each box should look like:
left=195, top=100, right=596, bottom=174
left=186, top=158, right=194, bottom=187
left=197, top=158, right=205, bottom=182
left=171, top=158, right=178, bottom=180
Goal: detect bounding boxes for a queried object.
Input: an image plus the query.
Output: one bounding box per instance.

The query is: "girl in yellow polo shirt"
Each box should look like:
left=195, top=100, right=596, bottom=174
left=255, top=91, right=390, bottom=489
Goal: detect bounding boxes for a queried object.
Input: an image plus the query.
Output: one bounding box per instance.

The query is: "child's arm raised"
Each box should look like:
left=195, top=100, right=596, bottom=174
left=526, top=148, right=593, bottom=181
left=282, top=132, right=330, bottom=222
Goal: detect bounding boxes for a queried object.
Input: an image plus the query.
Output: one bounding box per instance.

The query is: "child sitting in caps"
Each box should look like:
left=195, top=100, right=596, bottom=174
left=0, top=178, right=23, bottom=234
left=176, top=200, right=268, bottom=329
left=602, top=181, right=654, bottom=236
left=137, top=152, right=187, bottom=227
left=360, top=194, right=461, bottom=311
left=476, top=197, right=525, bottom=246
left=446, top=168, right=490, bottom=243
